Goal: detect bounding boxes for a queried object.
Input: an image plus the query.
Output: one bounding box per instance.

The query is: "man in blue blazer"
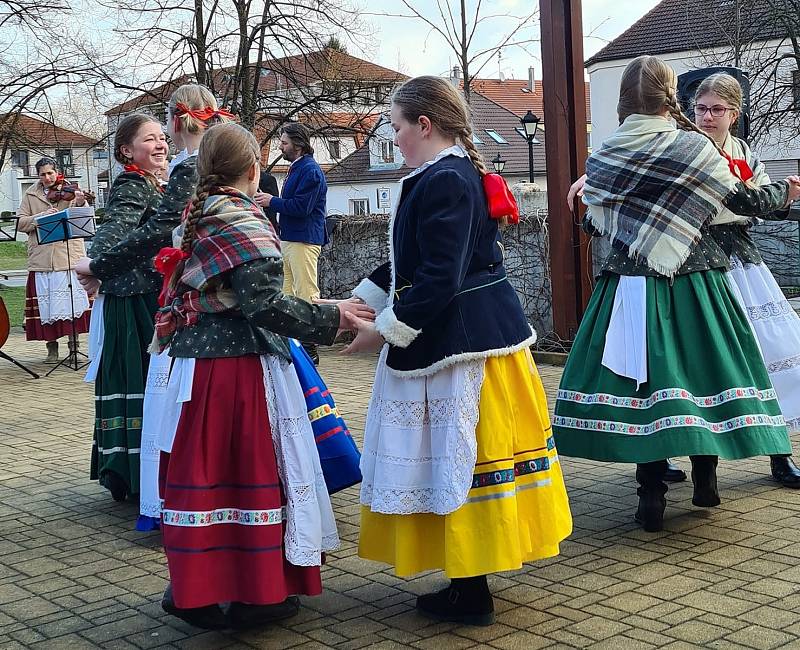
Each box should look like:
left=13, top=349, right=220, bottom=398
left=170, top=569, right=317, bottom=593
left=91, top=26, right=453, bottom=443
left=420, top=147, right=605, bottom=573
left=256, top=122, right=328, bottom=363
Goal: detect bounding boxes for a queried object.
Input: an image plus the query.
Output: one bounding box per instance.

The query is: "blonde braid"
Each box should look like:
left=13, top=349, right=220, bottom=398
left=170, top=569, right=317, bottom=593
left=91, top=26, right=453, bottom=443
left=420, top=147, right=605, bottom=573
left=180, top=175, right=222, bottom=255
left=461, top=127, right=488, bottom=178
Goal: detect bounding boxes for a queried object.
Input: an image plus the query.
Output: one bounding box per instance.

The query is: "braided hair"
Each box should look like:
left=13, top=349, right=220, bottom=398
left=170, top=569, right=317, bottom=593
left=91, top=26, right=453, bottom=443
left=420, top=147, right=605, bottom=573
left=391, top=75, right=487, bottom=179
left=617, top=56, right=727, bottom=158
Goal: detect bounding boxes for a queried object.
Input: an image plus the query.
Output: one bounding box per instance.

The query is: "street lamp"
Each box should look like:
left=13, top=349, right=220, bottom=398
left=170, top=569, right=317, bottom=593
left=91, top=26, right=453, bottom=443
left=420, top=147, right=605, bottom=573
left=491, top=153, right=506, bottom=174
left=520, top=110, right=540, bottom=184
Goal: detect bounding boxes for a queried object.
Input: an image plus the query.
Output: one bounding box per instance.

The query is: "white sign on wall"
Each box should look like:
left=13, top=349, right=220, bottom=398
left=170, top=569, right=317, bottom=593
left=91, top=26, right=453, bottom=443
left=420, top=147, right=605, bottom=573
left=377, top=187, right=391, bottom=210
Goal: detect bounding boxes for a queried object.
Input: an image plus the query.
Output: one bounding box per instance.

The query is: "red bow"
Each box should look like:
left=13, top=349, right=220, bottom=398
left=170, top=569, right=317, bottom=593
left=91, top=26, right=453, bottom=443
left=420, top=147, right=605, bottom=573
left=721, top=151, right=754, bottom=183
left=153, top=247, right=189, bottom=306
left=482, top=173, right=520, bottom=225
left=174, top=103, right=237, bottom=128
left=123, top=164, right=164, bottom=192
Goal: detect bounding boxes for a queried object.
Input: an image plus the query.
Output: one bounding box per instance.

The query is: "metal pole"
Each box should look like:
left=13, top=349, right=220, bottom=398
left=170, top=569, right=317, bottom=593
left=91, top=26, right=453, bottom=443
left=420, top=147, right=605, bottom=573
left=528, top=138, right=535, bottom=184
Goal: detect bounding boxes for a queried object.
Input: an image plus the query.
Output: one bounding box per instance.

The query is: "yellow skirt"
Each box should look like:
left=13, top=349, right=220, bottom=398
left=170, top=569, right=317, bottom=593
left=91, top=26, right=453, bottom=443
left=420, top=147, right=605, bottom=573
left=359, top=348, right=573, bottom=577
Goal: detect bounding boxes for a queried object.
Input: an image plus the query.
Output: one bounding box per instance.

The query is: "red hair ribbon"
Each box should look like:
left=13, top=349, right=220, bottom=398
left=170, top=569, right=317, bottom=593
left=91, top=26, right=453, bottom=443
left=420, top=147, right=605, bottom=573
left=154, top=247, right=189, bottom=306
left=174, top=102, right=237, bottom=127
left=482, top=173, right=520, bottom=225
left=721, top=151, right=754, bottom=183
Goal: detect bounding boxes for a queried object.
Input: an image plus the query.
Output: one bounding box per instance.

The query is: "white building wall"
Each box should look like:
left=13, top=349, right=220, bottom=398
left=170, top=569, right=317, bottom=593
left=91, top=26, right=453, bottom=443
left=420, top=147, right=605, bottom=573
left=587, top=41, right=800, bottom=167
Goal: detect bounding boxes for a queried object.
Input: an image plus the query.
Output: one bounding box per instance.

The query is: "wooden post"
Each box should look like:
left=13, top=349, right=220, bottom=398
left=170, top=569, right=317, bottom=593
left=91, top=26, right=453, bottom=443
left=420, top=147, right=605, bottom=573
left=539, top=0, right=593, bottom=340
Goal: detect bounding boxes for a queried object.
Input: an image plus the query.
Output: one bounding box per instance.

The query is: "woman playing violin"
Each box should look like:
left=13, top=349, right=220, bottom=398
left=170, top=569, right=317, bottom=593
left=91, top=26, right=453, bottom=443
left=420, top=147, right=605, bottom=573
left=16, top=156, right=91, bottom=363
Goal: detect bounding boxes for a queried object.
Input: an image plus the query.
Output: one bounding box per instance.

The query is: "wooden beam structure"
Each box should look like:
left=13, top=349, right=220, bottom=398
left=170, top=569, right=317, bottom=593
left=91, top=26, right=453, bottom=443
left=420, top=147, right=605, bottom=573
left=539, top=0, right=593, bottom=341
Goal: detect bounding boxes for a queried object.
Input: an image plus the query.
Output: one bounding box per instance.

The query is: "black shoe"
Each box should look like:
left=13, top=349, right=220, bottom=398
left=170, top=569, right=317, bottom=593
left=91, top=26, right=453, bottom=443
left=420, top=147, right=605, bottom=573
left=103, top=472, right=128, bottom=502
left=664, top=459, right=687, bottom=483
left=228, top=597, right=300, bottom=629
left=771, top=455, right=800, bottom=488
left=634, top=490, right=666, bottom=532
left=161, top=584, right=229, bottom=630
left=416, top=577, right=495, bottom=626
left=691, top=456, right=720, bottom=507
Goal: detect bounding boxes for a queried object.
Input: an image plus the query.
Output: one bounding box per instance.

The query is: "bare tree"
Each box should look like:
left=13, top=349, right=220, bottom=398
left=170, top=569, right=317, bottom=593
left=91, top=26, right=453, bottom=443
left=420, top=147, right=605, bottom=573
left=693, top=0, right=800, bottom=151
left=366, top=0, right=539, bottom=103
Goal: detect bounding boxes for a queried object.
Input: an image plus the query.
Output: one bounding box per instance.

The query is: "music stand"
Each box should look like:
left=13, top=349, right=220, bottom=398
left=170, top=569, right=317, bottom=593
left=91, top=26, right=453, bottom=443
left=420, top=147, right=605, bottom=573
left=35, top=208, right=95, bottom=376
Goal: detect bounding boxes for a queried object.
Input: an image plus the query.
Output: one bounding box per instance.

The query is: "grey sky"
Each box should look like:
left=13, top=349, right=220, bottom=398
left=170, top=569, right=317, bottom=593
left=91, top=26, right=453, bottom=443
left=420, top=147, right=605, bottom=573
left=362, top=0, right=661, bottom=79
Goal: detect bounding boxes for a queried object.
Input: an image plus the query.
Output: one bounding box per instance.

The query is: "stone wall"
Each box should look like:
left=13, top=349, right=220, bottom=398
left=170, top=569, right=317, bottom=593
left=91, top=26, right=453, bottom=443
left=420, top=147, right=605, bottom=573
left=318, top=183, right=555, bottom=338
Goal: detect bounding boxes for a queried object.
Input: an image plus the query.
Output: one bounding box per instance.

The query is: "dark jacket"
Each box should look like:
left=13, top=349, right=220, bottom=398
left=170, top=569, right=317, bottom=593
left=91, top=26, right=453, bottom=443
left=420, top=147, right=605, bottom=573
left=90, top=156, right=198, bottom=282
left=89, top=172, right=163, bottom=296
left=259, top=170, right=280, bottom=230
left=354, top=151, right=533, bottom=377
left=270, top=155, right=328, bottom=245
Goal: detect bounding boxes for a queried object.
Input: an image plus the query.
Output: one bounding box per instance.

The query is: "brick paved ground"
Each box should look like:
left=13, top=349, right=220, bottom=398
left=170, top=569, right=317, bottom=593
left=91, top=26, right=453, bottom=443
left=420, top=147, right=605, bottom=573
left=2, top=329, right=800, bottom=649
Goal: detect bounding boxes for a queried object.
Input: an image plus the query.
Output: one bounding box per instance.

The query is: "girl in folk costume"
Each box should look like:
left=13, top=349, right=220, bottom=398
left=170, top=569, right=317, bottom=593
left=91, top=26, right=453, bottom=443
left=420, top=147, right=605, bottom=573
left=17, top=157, right=91, bottom=363
left=76, top=84, right=234, bottom=530
left=341, top=76, right=572, bottom=627
left=553, top=56, right=800, bottom=532
left=86, top=113, right=168, bottom=503
left=153, top=123, right=373, bottom=629
left=697, top=73, right=800, bottom=488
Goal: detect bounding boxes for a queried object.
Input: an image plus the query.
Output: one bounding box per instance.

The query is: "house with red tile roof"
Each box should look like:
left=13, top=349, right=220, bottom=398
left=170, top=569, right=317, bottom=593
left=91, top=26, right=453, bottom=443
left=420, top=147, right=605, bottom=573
left=0, top=114, right=107, bottom=213
left=586, top=0, right=800, bottom=179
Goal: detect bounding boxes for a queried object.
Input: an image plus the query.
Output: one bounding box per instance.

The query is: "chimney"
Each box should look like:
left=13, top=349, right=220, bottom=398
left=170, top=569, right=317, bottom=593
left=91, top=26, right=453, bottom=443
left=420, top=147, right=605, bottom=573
left=450, top=65, right=462, bottom=87
left=528, top=66, right=536, bottom=92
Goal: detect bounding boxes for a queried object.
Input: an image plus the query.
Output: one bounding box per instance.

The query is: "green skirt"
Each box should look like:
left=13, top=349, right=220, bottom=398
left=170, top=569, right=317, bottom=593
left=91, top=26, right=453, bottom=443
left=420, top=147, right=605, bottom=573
left=90, top=292, right=159, bottom=494
left=553, top=271, right=790, bottom=463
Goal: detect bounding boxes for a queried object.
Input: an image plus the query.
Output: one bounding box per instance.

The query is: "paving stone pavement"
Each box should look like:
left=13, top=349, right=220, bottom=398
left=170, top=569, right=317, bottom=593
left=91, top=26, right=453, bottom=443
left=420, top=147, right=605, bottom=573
left=2, top=329, right=800, bottom=650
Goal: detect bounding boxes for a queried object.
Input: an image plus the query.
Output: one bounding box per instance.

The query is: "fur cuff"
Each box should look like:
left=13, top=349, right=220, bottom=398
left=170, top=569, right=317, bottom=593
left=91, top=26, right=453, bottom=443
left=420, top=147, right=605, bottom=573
left=352, top=278, right=389, bottom=313
left=375, top=307, right=420, bottom=348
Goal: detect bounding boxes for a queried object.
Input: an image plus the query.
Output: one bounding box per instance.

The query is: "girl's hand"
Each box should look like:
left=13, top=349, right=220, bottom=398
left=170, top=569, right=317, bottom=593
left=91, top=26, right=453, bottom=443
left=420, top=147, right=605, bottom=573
left=80, top=276, right=101, bottom=297
left=314, top=296, right=365, bottom=306
left=74, top=257, right=94, bottom=278
left=786, top=176, right=800, bottom=204
left=336, top=301, right=375, bottom=328
left=73, top=190, right=86, bottom=207
left=566, top=174, right=587, bottom=210
left=341, top=312, right=384, bottom=354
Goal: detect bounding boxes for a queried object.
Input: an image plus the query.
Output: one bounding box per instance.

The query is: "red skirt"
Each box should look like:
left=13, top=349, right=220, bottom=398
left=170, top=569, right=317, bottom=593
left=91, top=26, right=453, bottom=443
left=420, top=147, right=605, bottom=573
left=159, top=356, right=322, bottom=609
left=24, top=272, right=91, bottom=341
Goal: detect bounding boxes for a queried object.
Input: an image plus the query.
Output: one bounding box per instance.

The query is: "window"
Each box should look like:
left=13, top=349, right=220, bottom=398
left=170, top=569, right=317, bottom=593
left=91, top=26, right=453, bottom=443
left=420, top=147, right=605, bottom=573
left=350, top=198, right=369, bottom=216
left=55, top=149, right=73, bottom=168
left=471, top=133, right=483, bottom=145
left=484, top=129, right=508, bottom=144
left=381, top=140, right=394, bottom=163
left=11, top=149, right=29, bottom=169
left=328, top=140, right=341, bottom=159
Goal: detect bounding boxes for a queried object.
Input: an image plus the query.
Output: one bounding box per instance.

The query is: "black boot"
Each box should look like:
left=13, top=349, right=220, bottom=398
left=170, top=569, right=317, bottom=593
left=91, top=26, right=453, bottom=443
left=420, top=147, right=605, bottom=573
left=302, top=342, right=320, bottom=366
left=634, top=460, right=668, bottom=532
left=161, top=584, right=229, bottom=629
left=102, top=471, right=128, bottom=502
left=228, top=597, right=300, bottom=629
left=664, top=458, right=687, bottom=483
left=416, top=575, right=495, bottom=626
left=691, top=455, right=720, bottom=507
left=770, top=455, right=800, bottom=488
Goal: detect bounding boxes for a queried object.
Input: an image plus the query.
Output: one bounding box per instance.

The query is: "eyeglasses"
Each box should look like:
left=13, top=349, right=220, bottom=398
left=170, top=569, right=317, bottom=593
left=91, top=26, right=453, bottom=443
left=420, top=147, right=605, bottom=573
left=694, top=104, right=736, bottom=117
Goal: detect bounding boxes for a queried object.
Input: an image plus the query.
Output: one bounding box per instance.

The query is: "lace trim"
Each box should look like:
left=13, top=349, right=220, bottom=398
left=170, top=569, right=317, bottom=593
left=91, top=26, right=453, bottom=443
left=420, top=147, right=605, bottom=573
left=360, top=358, right=485, bottom=515
left=768, top=354, right=800, bottom=374
left=262, top=357, right=340, bottom=565
left=746, top=300, right=794, bottom=322
left=554, top=413, right=786, bottom=436
left=785, top=416, right=800, bottom=433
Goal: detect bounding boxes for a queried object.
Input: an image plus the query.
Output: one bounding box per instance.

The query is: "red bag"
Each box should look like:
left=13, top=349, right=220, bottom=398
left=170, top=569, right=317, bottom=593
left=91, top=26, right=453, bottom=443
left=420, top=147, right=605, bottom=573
left=482, top=173, right=520, bottom=225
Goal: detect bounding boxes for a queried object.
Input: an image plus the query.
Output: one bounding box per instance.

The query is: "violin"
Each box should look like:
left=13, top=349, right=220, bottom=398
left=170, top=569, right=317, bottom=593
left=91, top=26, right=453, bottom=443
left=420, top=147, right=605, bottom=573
left=46, top=174, right=96, bottom=206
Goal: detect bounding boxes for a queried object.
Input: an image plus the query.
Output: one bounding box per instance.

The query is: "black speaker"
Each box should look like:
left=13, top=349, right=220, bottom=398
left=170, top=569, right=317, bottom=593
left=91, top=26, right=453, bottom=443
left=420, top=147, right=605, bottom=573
left=677, top=66, right=750, bottom=141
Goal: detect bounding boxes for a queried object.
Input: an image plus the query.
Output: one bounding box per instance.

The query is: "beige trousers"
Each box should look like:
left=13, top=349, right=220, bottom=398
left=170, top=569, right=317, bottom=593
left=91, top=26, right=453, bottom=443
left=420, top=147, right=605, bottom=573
left=282, top=241, right=322, bottom=302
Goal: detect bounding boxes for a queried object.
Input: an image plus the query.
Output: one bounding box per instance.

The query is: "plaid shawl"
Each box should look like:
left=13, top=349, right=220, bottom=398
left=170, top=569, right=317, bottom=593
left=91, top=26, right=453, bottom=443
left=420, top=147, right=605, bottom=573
left=583, top=114, right=739, bottom=277
left=152, top=187, right=281, bottom=352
